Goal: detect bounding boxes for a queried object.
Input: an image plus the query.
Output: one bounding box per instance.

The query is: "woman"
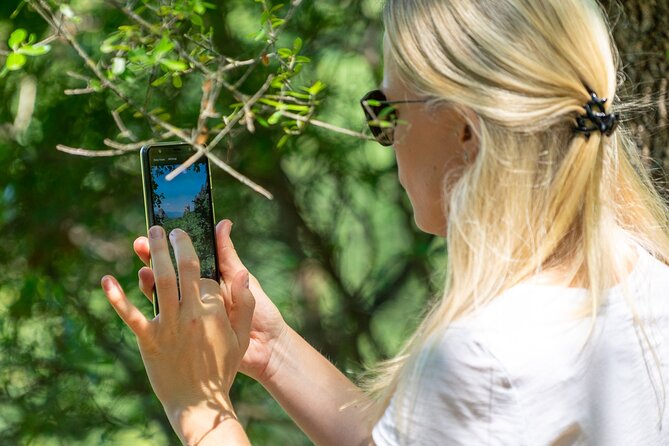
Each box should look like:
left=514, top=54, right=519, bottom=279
left=101, top=0, right=669, bottom=444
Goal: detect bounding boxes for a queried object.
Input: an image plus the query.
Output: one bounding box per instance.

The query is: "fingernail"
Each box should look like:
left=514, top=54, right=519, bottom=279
left=102, top=276, right=114, bottom=291
left=223, top=220, right=233, bottom=237
left=149, top=226, right=163, bottom=239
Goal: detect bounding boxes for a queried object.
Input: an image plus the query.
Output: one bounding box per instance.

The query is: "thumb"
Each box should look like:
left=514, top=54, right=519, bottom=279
left=229, top=270, right=255, bottom=351
left=216, top=220, right=246, bottom=283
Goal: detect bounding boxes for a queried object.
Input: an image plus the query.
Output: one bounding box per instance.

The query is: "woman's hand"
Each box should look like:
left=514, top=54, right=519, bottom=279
left=102, top=226, right=254, bottom=445
left=134, top=220, right=290, bottom=386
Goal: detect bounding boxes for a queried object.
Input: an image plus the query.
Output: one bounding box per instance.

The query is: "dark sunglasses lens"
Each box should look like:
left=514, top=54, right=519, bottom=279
left=361, top=90, right=394, bottom=146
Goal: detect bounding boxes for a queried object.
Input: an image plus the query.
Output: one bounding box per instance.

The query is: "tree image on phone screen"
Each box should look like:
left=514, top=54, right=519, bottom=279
left=149, top=157, right=218, bottom=280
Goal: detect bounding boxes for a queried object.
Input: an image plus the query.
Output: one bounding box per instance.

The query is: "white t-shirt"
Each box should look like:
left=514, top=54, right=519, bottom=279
left=373, top=244, right=669, bottom=445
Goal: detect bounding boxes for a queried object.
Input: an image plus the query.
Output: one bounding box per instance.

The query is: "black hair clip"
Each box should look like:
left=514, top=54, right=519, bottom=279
left=574, top=88, right=619, bottom=139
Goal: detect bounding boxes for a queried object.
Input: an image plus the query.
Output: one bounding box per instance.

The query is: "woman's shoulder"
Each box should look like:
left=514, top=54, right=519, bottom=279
left=446, top=242, right=669, bottom=377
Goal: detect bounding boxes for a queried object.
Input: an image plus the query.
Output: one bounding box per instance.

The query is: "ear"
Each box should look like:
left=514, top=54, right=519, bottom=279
left=462, top=124, right=473, bottom=142
left=459, top=109, right=480, bottom=162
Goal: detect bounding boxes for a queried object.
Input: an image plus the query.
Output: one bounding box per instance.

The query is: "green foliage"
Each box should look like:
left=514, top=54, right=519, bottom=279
left=1, top=27, right=50, bottom=77
left=0, top=0, right=440, bottom=444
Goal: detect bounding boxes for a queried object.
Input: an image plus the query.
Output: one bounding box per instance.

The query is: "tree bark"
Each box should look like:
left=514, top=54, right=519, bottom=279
left=601, top=0, right=669, bottom=193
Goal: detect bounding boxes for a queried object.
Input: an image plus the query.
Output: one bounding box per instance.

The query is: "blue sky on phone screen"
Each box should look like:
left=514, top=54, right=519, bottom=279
left=153, top=161, right=207, bottom=218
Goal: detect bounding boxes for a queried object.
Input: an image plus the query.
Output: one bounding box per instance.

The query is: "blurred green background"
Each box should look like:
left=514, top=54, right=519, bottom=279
left=0, top=1, right=444, bottom=443
left=1, top=0, right=667, bottom=444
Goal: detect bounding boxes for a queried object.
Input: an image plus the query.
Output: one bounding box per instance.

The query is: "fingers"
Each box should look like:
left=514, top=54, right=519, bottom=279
left=229, top=270, right=255, bottom=351
left=138, top=266, right=154, bottom=302
left=133, top=236, right=151, bottom=266
left=148, top=226, right=179, bottom=318
left=216, top=220, right=246, bottom=284
left=102, top=275, right=150, bottom=337
left=169, top=228, right=202, bottom=310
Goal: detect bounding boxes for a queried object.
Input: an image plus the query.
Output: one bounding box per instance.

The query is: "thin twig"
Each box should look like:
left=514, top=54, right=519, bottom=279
left=111, top=109, right=137, bottom=141
left=165, top=74, right=275, bottom=181
left=64, top=87, right=96, bottom=95
left=33, top=0, right=272, bottom=198
left=233, top=0, right=303, bottom=89
left=57, top=144, right=125, bottom=156
left=220, top=54, right=275, bottom=73
left=109, top=0, right=155, bottom=32
left=66, top=70, right=90, bottom=82
left=280, top=111, right=375, bottom=140
left=103, top=138, right=153, bottom=151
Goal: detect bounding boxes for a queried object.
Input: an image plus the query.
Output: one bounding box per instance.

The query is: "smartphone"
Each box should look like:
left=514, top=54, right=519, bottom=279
left=140, top=142, right=220, bottom=315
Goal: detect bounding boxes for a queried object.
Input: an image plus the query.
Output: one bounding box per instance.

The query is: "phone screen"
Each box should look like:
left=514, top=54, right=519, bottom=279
left=142, top=144, right=219, bottom=285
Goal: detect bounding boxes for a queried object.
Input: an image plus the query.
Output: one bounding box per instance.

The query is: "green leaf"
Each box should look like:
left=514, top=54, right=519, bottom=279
left=171, top=74, right=183, bottom=88
left=8, top=29, right=27, bottom=50
left=293, top=37, right=303, bottom=53
left=285, top=91, right=311, bottom=100
left=6, top=52, right=26, bottom=71
left=10, top=1, right=27, bottom=19
left=17, top=45, right=51, bottom=56
left=259, top=98, right=283, bottom=108
left=151, top=73, right=169, bottom=87
left=252, top=29, right=267, bottom=41
left=89, top=79, right=103, bottom=92
left=153, top=36, right=174, bottom=60
left=277, top=134, right=290, bottom=148
left=267, top=111, right=283, bottom=125
left=270, top=18, right=285, bottom=28
left=159, top=59, right=188, bottom=72
left=193, top=1, right=205, bottom=15
left=256, top=116, right=269, bottom=128
left=260, top=10, right=270, bottom=25
left=190, top=14, right=203, bottom=28
left=277, top=48, right=292, bottom=58
left=100, top=33, right=122, bottom=54
left=307, top=80, right=326, bottom=95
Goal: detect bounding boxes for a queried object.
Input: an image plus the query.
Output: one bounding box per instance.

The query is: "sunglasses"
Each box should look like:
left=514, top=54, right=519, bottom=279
left=360, top=89, right=427, bottom=146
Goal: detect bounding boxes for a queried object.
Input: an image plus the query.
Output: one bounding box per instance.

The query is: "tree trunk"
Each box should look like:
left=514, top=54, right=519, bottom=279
left=601, top=0, right=669, bottom=194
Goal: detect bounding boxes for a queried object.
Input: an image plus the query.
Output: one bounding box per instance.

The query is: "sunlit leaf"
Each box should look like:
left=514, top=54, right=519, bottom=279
left=16, top=44, right=51, bottom=56
left=267, top=111, right=283, bottom=125
left=159, top=59, right=187, bottom=72
left=6, top=52, right=26, bottom=71
left=8, top=28, right=27, bottom=50
left=152, top=36, right=174, bottom=60
left=171, top=74, right=183, bottom=88
left=151, top=73, right=169, bottom=86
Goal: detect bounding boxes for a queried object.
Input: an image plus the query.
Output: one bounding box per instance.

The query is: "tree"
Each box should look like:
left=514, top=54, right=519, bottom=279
left=601, top=0, right=669, bottom=192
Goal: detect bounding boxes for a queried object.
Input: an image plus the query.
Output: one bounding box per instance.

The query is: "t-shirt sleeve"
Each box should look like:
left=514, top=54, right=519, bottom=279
left=372, top=327, right=526, bottom=446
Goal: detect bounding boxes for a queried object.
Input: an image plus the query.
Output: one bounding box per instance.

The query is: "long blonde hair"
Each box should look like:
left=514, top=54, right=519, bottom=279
left=366, top=0, right=669, bottom=427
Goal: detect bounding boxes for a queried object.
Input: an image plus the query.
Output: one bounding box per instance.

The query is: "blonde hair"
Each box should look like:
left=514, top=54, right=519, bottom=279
left=365, top=0, right=669, bottom=430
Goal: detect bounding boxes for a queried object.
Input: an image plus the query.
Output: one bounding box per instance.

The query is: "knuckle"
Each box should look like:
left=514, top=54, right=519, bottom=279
left=179, top=257, right=200, bottom=274
left=154, top=273, right=175, bottom=289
